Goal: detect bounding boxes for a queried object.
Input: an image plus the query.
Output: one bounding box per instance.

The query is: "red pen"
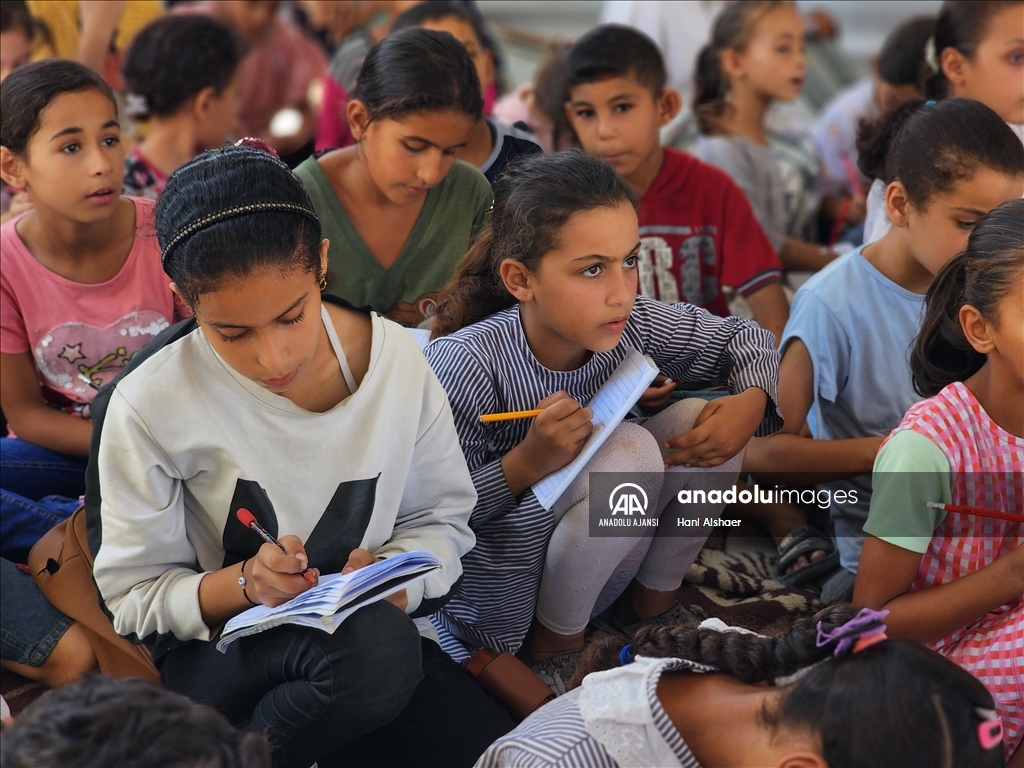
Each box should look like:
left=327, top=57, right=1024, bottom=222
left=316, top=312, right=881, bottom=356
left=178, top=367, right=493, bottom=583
left=236, top=508, right=317, bottom=584
left=926, top=502, right=1024, bottom=524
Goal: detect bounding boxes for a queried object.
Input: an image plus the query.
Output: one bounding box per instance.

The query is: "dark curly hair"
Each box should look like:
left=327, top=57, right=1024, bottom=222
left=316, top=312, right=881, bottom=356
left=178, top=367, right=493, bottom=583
left=0, top=673, right=270, bottom=768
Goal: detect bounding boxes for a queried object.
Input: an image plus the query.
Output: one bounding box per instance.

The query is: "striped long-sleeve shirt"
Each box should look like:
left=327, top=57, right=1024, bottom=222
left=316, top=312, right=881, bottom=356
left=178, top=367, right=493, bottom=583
left=425, top=296, right=781, bottom=658
left=475, top=656, right=712, bottom=768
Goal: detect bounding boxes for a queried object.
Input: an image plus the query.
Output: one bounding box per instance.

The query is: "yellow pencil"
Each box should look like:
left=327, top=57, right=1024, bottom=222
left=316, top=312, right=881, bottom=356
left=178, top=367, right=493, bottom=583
left=479, top=409, right=544, bottom=423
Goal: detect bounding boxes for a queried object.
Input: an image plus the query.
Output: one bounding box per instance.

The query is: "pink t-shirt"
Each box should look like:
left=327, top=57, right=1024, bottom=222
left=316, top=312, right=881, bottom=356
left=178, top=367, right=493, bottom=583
left=0, top=197, right=176, bottom=418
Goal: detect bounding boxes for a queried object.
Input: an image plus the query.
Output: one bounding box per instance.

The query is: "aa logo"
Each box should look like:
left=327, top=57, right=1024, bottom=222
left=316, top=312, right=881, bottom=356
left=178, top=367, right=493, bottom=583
left=609, top=483, right=648, bottom=516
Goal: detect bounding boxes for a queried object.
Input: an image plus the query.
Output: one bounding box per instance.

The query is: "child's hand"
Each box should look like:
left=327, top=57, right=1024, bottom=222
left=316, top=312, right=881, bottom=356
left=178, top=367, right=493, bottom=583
left=343, top=548, right=408, bottom=611
left=663, top=388, right=768, bottom=468
left=637, top=375, right=676, bottom=412
left=521, top=391, right=594, bottom=477
left=249, top=535, right=320, bottom=607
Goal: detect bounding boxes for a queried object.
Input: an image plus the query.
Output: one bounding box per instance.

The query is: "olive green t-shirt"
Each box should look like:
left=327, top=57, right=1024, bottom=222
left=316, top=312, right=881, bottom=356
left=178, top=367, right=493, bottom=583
left=295, top=156, right=492, bottom=326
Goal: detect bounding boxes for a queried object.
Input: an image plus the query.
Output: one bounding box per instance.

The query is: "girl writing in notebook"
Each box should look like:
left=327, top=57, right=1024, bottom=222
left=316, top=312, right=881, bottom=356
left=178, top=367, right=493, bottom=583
left=426, top=150, right=781, bottom=676
left=294, top=27, right=492, bottom=328
left=87, top=143, right=513, bottom=768
left=855, top=199, right=1023, bottom=764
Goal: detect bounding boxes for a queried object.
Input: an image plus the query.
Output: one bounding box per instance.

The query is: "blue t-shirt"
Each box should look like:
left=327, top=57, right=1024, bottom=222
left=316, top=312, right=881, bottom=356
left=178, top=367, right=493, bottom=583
left=780, top=247, right=925, bottom=572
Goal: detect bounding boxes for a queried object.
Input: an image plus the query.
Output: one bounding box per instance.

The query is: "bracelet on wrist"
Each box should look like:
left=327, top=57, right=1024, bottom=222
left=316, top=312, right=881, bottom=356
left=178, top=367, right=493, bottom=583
left=238, top=558, right=258, bottom=606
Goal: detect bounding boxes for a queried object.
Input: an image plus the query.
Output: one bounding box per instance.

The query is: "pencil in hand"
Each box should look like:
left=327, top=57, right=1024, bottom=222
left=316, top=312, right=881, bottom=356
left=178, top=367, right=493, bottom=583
left=479, top=409, right=544, bottom=423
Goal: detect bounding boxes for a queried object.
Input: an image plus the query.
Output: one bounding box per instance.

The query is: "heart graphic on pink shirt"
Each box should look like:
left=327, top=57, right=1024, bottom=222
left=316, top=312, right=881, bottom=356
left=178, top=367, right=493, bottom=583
left=34, top=311, right=170, bottom=403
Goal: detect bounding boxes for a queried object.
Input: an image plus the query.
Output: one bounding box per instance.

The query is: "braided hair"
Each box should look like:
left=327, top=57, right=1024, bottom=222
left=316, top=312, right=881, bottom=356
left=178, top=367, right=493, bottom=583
left=571, top=604, right=1003, bottom=768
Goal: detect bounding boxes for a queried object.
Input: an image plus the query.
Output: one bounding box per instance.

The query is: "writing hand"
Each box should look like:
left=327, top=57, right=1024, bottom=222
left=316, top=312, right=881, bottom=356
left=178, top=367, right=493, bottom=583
left=247, top=535, right=320, bottom=608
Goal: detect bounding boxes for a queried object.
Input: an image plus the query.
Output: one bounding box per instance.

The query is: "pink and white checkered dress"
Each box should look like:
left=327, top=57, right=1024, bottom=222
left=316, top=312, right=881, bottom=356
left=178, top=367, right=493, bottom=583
left=892, top=382, right=1023, bottom=759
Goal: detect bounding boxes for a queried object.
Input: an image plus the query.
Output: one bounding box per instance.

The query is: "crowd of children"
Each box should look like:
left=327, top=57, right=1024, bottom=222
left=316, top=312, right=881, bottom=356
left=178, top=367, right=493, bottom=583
left=0, top=1, right=1020, bottom=767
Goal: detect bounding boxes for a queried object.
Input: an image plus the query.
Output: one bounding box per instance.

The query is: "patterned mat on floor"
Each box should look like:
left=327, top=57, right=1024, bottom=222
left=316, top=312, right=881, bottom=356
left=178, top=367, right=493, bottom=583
left=678, top=532, right=820, bottom=633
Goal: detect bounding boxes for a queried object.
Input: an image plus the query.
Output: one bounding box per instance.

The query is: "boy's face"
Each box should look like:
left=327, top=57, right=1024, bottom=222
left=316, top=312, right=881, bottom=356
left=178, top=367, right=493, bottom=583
left=566, top=74, right=675, bottom=188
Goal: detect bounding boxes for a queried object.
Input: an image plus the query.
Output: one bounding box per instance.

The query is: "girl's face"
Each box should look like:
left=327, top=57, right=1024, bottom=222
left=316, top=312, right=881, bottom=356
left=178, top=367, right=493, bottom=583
left=732, top=6, right=807, bottom=103
left=353, top=107, right=476, bottom=204
left=0, top=26, right=32, bottom=82
left=946, top=5, right=1024, bottom=124
left=418, top=16, right=495, bottom=93
left=196, top=71, right=242, bottom=150
left=513, top=202, right=641, bottom=363
left=896, top=168, right=1024, bottom=276
left=1, top=89, right=124, bottom=223
left=189, top=245, right=328, bottom=400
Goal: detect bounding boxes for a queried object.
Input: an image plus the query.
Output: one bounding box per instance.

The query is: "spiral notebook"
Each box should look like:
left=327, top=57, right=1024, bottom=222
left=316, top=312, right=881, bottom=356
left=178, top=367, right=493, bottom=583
left=531, top=348, right=659, bottom=510
left=216, top=549, right=442, bottom=652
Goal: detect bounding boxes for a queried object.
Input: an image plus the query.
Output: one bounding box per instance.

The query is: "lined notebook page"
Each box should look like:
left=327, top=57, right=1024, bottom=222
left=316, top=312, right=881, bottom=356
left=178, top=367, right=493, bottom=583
left=532, top=348, right=659, bottom=510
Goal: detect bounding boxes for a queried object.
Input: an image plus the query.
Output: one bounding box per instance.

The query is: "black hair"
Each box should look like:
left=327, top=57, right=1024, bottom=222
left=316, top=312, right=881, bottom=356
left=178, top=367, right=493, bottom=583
left=156, top=144, right=323, bottom=307
left=0, top=0, right=32, bottom=37
left=924, top=1, right=1023, bottom=99
left=693, top=1, right=795, bottom=134
left=571, top=604, right=1003, bottom=768
left=0, top=59, right=117, bottom=156
left=565, top=24, right=666, bottom=96
left=912, top=199, right=1023, bottom=396
left=391, top=1, right=488, bottom=52
left=0, top=673, right=271, bottom=768
left=432, top=149, right=637, bottom=337
left=855, top=98, right=1024, bottom=205
left=876, top=15, right=935, bottom=86
left=351, top=26, right=483, bottom=124
left=122, top=14, right=245, bottom=120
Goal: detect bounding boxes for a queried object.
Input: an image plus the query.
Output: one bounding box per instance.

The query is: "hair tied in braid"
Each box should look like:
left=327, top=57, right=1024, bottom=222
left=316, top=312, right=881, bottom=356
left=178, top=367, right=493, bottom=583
left=618, top=645, right=634, bottom=666
left=234, top=137, right=279, bottom=158
left=816, top=607, right=889, bottom=657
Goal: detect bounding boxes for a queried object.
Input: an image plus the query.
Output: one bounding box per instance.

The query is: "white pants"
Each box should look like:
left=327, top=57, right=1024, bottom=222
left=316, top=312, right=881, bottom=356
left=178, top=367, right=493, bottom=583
left=535, top=398, right=743, bottom=634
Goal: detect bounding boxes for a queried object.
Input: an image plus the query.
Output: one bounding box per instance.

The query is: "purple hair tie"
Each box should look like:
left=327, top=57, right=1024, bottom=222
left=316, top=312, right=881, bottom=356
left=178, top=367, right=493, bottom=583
left=816, top=608, right=889, bottom=657
left=618, top=645, right=634, bottom=666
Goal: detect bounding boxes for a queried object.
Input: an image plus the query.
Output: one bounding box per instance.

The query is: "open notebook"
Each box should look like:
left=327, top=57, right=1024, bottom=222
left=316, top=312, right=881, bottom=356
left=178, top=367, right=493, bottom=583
left=532, top=348, right=659, bottom=510
left=216, top=550, right=442, bottom=652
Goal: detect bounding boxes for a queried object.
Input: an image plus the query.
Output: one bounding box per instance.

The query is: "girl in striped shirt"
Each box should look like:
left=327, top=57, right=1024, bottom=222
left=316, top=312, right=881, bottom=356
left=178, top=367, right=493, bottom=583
left=477, top=604, right=1005, bottom=768
left=425, top=150, right=781, bottom=666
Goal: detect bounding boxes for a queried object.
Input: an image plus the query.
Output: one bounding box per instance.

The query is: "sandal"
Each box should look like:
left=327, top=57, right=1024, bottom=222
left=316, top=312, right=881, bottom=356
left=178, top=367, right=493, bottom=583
left=776, top=525, right=840, bottom=587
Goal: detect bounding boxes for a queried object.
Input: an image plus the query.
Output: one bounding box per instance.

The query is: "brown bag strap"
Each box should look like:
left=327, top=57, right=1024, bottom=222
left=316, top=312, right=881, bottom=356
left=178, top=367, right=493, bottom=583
left=29, top=507, right=160, bottom=683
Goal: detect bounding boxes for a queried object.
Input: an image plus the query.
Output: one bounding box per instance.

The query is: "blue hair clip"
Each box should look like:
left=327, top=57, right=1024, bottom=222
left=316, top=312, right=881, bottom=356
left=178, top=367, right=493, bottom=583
left=618, top=644, right=634, bottom=666
left=925, top=99, right=937, bottom=106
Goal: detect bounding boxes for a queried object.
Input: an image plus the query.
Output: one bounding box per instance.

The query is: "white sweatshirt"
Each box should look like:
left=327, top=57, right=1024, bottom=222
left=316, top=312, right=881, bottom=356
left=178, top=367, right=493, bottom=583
left=88, top=301, right=476, bottom=656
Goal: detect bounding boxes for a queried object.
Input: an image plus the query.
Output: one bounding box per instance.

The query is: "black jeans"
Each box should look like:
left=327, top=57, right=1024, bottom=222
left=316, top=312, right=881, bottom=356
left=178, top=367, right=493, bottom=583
left=161, top=602, right=513, bottom=768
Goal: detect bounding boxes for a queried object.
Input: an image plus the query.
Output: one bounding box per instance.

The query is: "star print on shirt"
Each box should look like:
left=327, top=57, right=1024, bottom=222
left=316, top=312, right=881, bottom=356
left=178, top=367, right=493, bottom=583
left=58, top=343, right=86, bottom=363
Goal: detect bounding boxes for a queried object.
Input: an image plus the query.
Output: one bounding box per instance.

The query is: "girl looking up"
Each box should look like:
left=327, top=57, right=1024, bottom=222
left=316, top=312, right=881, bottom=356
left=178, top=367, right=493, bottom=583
left=0, top=59, right=178, bottom=561
left=88, top=143, right=512, bottom=768
left=856, top=199, right=1023, bottom=764
left=426, top=151, right=781, bottom=671
left=742, top=99, right=1024, bottom=601
left=479, top=604, right=1006, bottom=768
left=295, top=27, right=492, bottom=328
left=691, top=0, right=833, bottom=271
left=121, top=14, right=245, bottom=201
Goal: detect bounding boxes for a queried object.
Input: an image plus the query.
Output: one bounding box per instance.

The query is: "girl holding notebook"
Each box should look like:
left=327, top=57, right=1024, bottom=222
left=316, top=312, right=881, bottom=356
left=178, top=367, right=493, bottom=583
left=425, top=150, right=781, bottom=673
left=86, top=142, right=513, bottom=768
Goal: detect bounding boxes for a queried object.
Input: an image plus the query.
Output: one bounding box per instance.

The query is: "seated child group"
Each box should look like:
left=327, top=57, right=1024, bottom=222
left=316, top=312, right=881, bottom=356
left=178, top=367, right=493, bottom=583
left=0, top=1, right=1020, bottom=767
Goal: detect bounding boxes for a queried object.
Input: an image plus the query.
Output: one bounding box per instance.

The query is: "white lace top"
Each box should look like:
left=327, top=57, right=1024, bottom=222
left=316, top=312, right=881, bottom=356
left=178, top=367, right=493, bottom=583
left=474, top=656, right=712, bottom=768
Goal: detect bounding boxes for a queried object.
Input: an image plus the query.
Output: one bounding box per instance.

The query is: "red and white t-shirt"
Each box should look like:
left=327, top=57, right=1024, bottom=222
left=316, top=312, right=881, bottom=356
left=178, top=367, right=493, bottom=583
left=0, top=197, right=177, bottom=419
left=637, top=148, right=782, bottom=316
